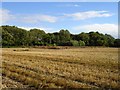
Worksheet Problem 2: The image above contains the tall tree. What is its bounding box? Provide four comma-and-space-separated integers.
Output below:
114, 39, 120, 47
2, 25, 28, 46
59, 29, 70, 42
105, 34, 115, 47
77, 32, 89, 46
2, 29, 14, 46
29, 29, 45, 45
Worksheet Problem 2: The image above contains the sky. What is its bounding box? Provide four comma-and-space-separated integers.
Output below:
1, 2, 118, 38
2, 0, 120, 2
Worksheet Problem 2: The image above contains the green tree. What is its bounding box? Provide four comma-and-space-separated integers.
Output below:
77, 32, 89, 45
89, 32, 107, 46
2, 26, 28, 46
1, 25, 117, 47
79, 40, 85, 46
48, 33, 56, 44
2, 29, 14, 46
42, 34, 51, 45
53, 32, 60, 45
29, 29, 45, 46
114, 39, 120, 47
59, 29, 70, 42
104, 34, 115, 47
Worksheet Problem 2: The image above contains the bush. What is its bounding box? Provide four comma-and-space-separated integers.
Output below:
70, 40, 79, 46
79, 40, 85, 46
58, 41, 72, 46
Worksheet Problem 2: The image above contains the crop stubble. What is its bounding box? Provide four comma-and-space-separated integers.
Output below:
1, 47, 119, 89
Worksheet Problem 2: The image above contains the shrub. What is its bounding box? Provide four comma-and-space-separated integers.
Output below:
79, 40, 85, 46
70, 40, 79, 46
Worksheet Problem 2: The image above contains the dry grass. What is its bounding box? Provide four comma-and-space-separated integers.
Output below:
1, 47, 119, 89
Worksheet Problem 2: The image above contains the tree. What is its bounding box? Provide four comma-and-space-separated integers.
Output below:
114, 39, 120, 47
2, 26, 28, 46
29, 29, 45, 46
88, 32, 109, 46
2, 29, 14, 46
53, 32, 60, 45
89, 32, 99, 46
71, 34, 78, 40
42, 34, 51, 45
48, 33, 55, 44
77, 32, 89, 45
59, 29, 70, 43
1, 25, 117, 47
104, 34, 115, 47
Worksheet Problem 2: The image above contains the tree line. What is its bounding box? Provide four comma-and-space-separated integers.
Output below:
1, 25, 120, 47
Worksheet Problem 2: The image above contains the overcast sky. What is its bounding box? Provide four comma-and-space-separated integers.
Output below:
1, 2, 118, 38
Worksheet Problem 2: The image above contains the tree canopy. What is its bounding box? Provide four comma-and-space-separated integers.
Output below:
1, 25, 119, 47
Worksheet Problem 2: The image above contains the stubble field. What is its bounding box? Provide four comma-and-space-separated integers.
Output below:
1, 47, 119, 89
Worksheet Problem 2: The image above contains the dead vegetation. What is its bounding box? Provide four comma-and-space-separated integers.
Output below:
1, 47, 119, 89
13, 49, 29, 51
33, 46, 69, 49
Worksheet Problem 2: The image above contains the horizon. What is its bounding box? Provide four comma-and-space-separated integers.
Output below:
1, 2, 118, 38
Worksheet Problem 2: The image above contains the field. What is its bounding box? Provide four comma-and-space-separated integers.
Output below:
1, 47, 119, 89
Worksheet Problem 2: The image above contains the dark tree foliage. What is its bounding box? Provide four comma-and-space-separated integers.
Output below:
104, 34, 115, 47
77, 32, 89, 46
1, 25, 119, 47
59, 29, 70, 42
29, 29, 45, 46
2, 25, 28, 46
114, 39, 120, 47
